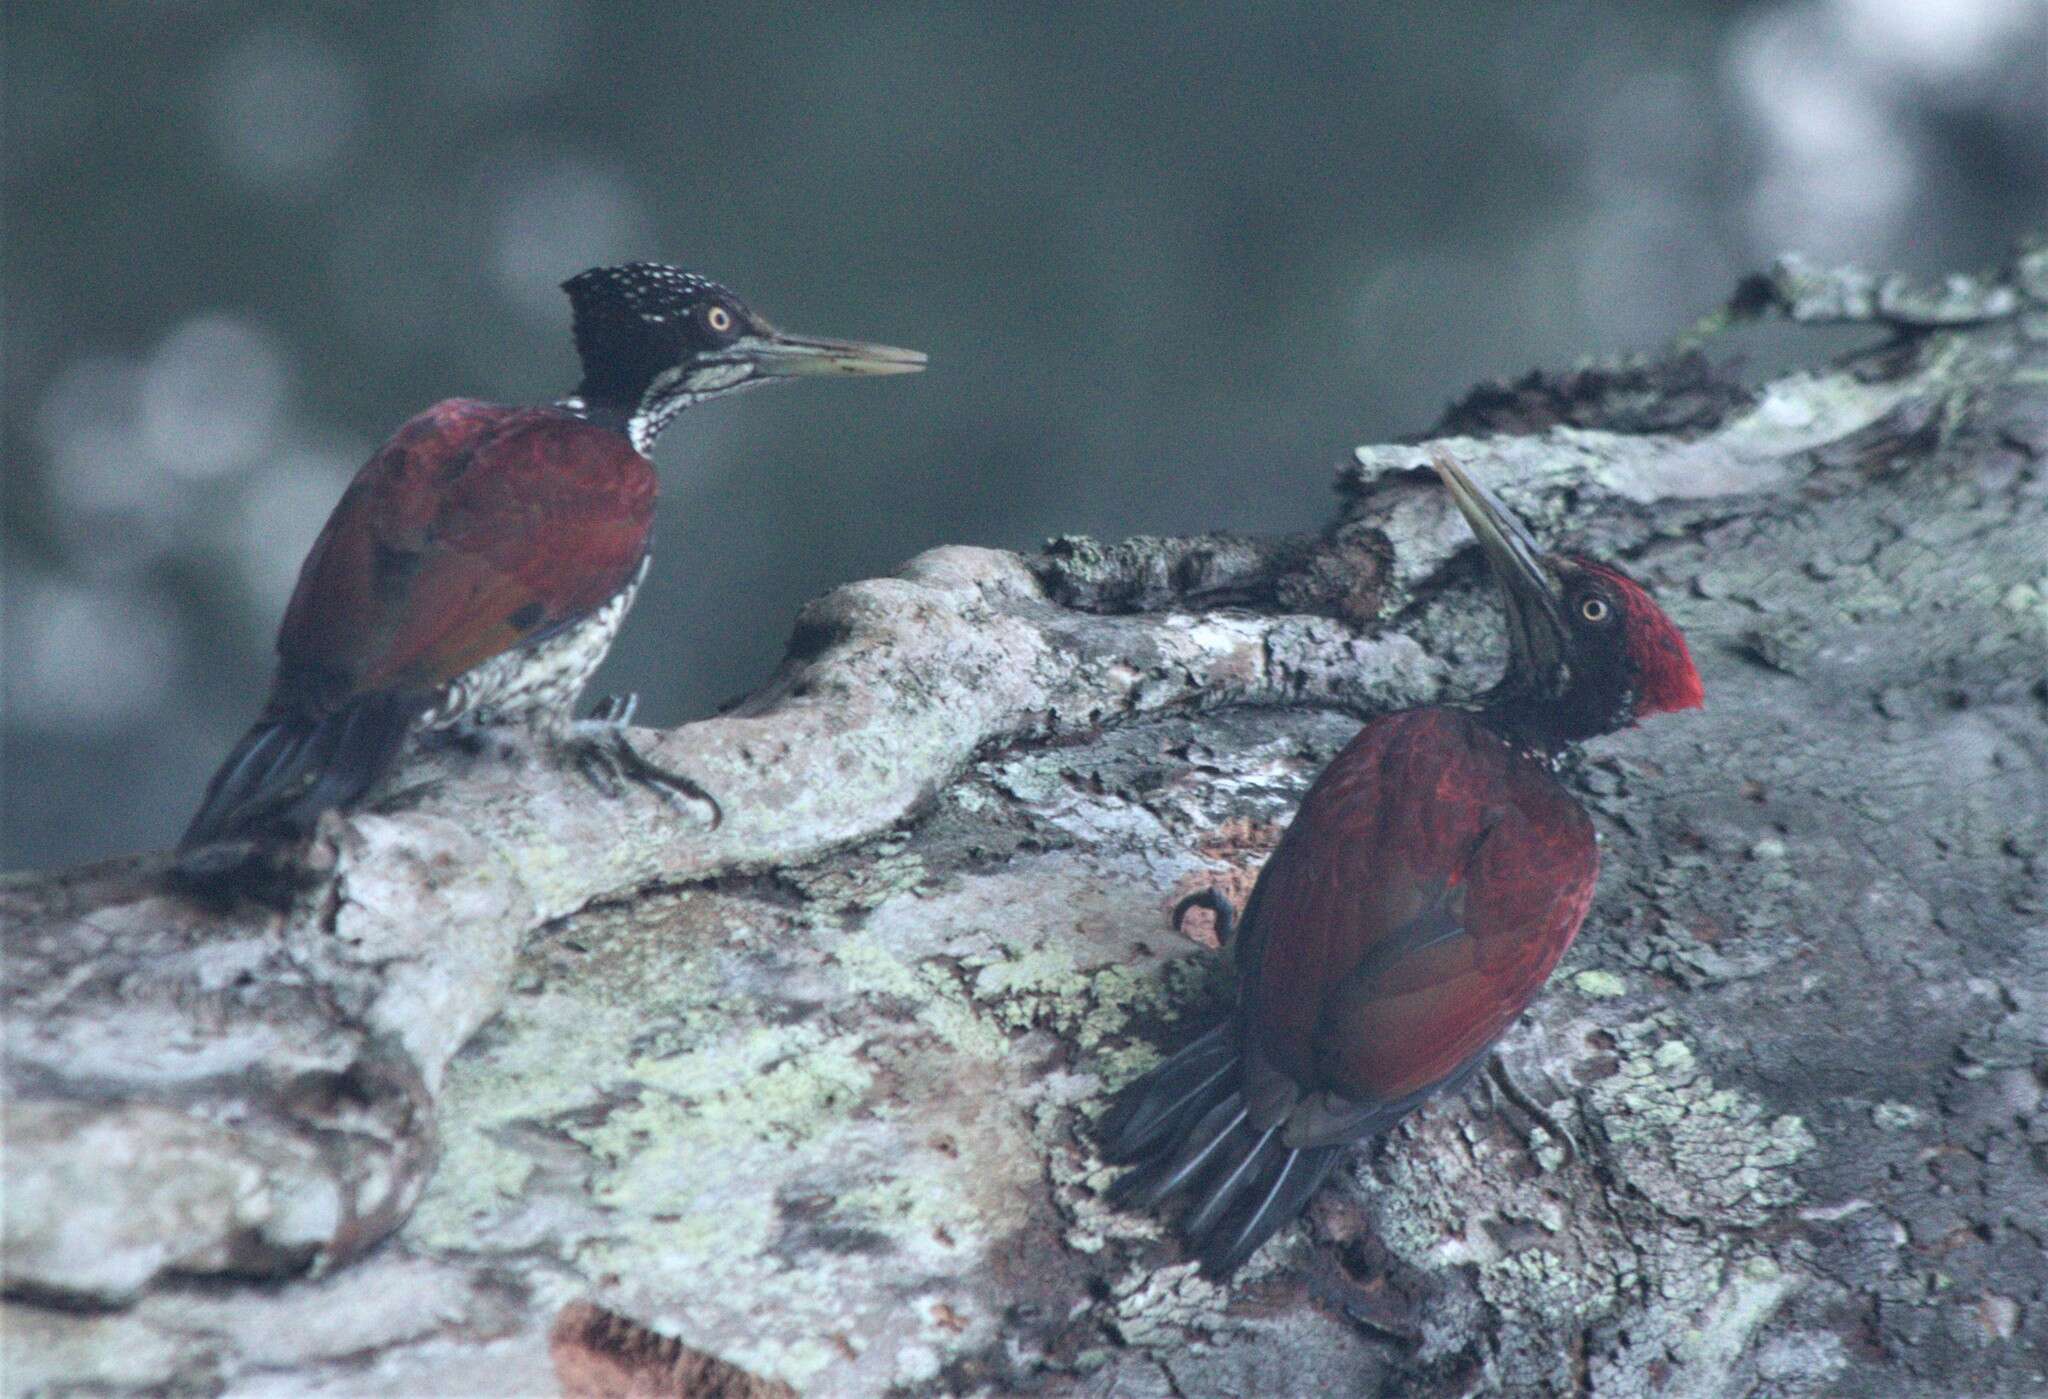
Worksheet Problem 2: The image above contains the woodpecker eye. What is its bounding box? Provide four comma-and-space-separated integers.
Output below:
1580, 596, 1611, 623
703, 304, 736, 336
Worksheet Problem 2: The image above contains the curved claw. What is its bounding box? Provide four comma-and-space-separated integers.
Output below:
611, 731, 723, 828
1172, 887, 1238, 946
1485, 1055, 1579, 1165
586, 692, 639, 726
566, 719, 722, 828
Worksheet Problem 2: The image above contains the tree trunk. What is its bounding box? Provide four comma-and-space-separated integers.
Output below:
5, 253, 2046, 1398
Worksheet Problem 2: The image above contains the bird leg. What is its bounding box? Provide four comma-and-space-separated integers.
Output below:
1484, 1055, 1579, 1165
565, 693, 722, 827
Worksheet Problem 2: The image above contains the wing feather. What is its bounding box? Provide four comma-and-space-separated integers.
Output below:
1241, 708, 1598, 1105
271, 399, 656, 710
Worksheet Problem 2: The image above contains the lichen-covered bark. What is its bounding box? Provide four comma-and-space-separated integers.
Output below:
4, 254, 2045, 1397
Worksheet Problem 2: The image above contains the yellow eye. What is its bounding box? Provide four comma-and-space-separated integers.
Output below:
1581, 597, 1611, 623
705, 305, 735, 334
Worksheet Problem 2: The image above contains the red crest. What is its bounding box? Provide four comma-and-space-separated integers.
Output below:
1579, 561, 1704, 718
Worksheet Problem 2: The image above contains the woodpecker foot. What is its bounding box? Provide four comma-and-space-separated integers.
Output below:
1484, 1056, 1579, 1165
586, 692, 638, 725
567, 695, 722, 827
1171, 887, 1239, 946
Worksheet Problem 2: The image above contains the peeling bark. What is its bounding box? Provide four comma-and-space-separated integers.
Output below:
5, 253, 2046, 1397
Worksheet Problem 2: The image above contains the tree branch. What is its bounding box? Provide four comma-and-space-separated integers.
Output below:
7, 251, 2046, 1397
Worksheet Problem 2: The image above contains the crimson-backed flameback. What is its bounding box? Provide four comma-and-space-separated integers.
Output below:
1101, 452, 1704, 1278
182, 264, 925, 848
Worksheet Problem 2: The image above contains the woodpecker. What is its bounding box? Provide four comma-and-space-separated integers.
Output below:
182, 263, 925, 848
1100, 452, 1703, 1278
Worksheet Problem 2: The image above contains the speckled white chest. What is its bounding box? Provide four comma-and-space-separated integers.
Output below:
421, 555, 648, 729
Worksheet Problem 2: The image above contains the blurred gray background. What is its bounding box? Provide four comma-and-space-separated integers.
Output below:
5, 0, 2044, 870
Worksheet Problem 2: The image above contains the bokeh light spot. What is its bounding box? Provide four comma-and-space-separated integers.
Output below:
7, 577, 183, 734
141, 315, 291, 481
491, 155, 654, 322
205, 28, 367, 190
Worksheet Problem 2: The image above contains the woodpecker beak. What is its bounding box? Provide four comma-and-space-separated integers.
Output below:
1431, 451, 1570, 694
728, 329, 928, 379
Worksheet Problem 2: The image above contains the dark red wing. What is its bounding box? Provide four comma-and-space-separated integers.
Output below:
272, 399, 656, 709
1239, 707, 1598, 1103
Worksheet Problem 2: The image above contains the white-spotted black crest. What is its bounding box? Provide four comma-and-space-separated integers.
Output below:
560, 263, 749, 422
557, 259, 925, 455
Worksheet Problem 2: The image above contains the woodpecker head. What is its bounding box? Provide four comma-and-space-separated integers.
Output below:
561, 262, 926, 453
1432, 451, 1703, 746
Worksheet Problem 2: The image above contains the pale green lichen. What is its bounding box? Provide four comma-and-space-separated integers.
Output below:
405, 896, 1009, 1390
985, 751, 1074, 806
829, 1172, 995, 1263
1872, 1100, 1928, 1131
416, 833, 1231, 1392
406, 907, 728, 1251
409, 1129, 534, 1245
609, 1028, 877, 1148
1590, 1018, 1817, 1229
830, 928, 1014, 1060
1108, 1262, 1229, 1346
1658, 1262, 1808, 1398
1575, 969, 1629, 998
1359, 1007, 1821, 1393
788, 845, 931, 911
963, 939, 1218, 1083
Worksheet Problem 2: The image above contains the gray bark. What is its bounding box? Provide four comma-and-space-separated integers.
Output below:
4, 252, 2046, 1398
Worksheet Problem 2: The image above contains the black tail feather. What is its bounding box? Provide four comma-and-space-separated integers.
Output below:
1099, 1023, 1235, 1161
181, 694, 419, 848
1182, 1120, 1280, 1239
1108, 1092, 1248, 1211
1197, 1140, 1343, 1278
1099, 1022, 1349, 1278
